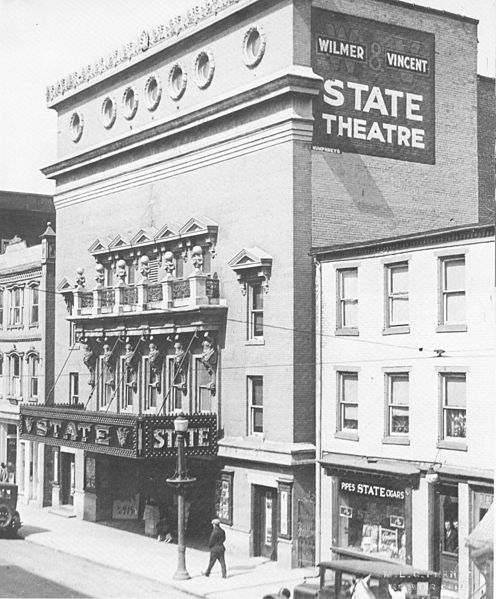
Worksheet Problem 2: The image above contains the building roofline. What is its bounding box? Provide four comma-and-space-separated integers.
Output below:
372, 0, 478, 25
311, 222, 495, 260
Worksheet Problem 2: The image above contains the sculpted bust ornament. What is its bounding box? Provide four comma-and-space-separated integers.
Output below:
163, 251, 176, 279
200, 334, 218, 396
102, 343, 116, 387
82, 342, 97, 387
123, 342, 138, 392
148, 342, 163, 392
173, 338, 189, 395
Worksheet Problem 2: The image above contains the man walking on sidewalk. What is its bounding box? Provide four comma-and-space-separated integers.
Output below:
203, 518, 227, 578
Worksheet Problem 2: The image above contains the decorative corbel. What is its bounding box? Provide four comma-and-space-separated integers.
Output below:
200, 333, 218, 396
95, 263, 105, 288
162, 251, 176, 279
75, 267, 86, 289
102, 342, 117, 388
191, 246, 204, 275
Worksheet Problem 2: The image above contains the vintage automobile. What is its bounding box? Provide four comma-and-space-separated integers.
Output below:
0, 483, 22, 538
293, 559, 442, 599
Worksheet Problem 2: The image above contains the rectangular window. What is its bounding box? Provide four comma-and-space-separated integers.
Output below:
142, 357, 157, 412
441, 373, 466, 440
386, 263, 409, 327
10, 355, 21, 397
69, 372, 79, 404
29, 357, 39, 399
440, 257, 465, 324
98, 357, 113, 409
195, 356, 212, 412
337, 269, 358, 329
30, 286, 39, 325
338, 372, 358, 431
119, 359, 134, 411
386, 373, 409, 435
0, 289, 3, 328
248, 376, 263, 435
9, 288, 24, 326
248, 282, 264, 339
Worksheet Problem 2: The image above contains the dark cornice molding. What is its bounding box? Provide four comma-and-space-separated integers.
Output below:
311, 223, 495, 261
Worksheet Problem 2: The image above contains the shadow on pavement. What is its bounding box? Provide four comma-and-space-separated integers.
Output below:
0, 565, 89, 598
18, 525, 50, 538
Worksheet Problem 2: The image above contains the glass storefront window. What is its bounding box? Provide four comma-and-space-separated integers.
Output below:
338, 478, 407, 563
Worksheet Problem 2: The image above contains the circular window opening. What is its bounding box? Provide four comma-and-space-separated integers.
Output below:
101, 97, 116, 129
145, 75, 162, 111
122, 87, 138, 120
195, 51, 215, 89
169, 64, 187, 100
243, 26, 266, 68
69, 111, 84, 142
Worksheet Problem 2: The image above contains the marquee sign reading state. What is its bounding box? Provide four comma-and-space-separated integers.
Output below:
20, 405, 217, 459
312, 9, 435, 164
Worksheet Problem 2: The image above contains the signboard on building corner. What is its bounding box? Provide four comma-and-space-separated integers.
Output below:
312, 9, 435, 164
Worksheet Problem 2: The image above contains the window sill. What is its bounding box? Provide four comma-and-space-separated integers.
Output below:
29, 323, 39, 328
383, 436, 410, 446
335, 328, 359, 337
245, 338, 265, 346
383, 325, 410, 336
335, 430, 359, 442
436, 324, 467, 333
437, 440, 468, 452
7, 325, 24, 330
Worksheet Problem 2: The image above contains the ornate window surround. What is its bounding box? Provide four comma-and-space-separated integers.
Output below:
228, 246, 273, 295
88, 217, 218, 275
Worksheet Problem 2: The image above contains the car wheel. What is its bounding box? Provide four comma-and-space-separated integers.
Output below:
0, 503, 13, 529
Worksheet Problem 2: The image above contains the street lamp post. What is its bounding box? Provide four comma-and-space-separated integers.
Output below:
166, 414, 197, 580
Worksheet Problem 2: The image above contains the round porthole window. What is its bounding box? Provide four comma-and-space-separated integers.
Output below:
144, 75, 162, 111
69, 111, 84, 142
168, 64, 187, 100
243, 26, 266, 68
122, 86, 138, 120
195, 51, 215, 89
101, 96, 117, 129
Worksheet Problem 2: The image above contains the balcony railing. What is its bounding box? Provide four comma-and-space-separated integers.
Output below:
73, 274, 222, 317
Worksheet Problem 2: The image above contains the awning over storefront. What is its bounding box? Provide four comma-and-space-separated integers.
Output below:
466, 504, 494, 562
320, 452, 420, 485
19, 405, 217, 459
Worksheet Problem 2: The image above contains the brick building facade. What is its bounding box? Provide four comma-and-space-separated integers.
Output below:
22, 0, 491, 571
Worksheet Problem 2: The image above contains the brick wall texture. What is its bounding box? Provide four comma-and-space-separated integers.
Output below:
477, 75, 496, 224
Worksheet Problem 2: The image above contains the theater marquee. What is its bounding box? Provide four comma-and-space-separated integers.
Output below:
312, 9, 435, 163
20, 405, 217, 459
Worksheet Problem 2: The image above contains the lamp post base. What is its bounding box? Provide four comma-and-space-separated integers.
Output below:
173, 568, 191, 581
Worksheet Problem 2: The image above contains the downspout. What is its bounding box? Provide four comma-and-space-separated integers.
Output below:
314, 255, 322, 564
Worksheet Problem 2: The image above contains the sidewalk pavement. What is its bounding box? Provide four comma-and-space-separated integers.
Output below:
19, 503, 317, 599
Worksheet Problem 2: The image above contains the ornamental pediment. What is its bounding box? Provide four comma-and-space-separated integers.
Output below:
130, 228, 158, 246
155, 224, 180, 242
179, 216, 218, 236
56, 277, 73, 293
108, 234, 131, 250
228, 247, 273, 271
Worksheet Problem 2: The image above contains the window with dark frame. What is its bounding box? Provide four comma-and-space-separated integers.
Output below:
29, 356, 39, 399
248, 282, 264, 339
338, 371, 358, 431
440, 256, 465, 325
69, 372, 79, 404
441, 373, 466, 440
337, 268, 358, 329
30, 286, 39, 325
143, 356, 157, 411
386, 373, 409, 435
385, 263, 409, 327
120, 359, 134, 411
10, 287, 24, 326
10, 354, 21, 397
248, 376, 263, 434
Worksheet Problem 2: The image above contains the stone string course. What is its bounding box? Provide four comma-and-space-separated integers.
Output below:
46, 0, 241, 104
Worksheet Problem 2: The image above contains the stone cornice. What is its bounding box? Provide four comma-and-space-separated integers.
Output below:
0, 265, 42, 285
43, 66, 321, 182
312, 223, 495, 261
46, 0, 268, 107
218, 437, 316, 466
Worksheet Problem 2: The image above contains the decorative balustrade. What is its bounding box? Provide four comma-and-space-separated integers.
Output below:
72, 274, 222, 319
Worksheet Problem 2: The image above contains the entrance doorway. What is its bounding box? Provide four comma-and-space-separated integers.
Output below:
253, 486, 277, 560
433, 485, 459, 597
61, 453, 75, 506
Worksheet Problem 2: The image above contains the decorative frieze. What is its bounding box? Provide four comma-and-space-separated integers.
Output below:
46, 0, 242, 104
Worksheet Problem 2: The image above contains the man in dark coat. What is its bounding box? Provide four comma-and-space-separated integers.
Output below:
203, 518, 227, 578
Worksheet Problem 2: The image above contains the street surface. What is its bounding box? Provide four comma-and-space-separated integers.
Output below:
0, 537, 192, 598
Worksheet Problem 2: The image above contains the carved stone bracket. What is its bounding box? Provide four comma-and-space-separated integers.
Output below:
82, 341, 98, 387
172, 335, 189, 395
102, 342, 117, 388
148, 342, 163, 392
123, 342, 139, 392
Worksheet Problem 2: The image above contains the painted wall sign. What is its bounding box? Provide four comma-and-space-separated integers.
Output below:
312, 9, 435, 163
340, 479, 405, 500
20, 406, 218, 459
